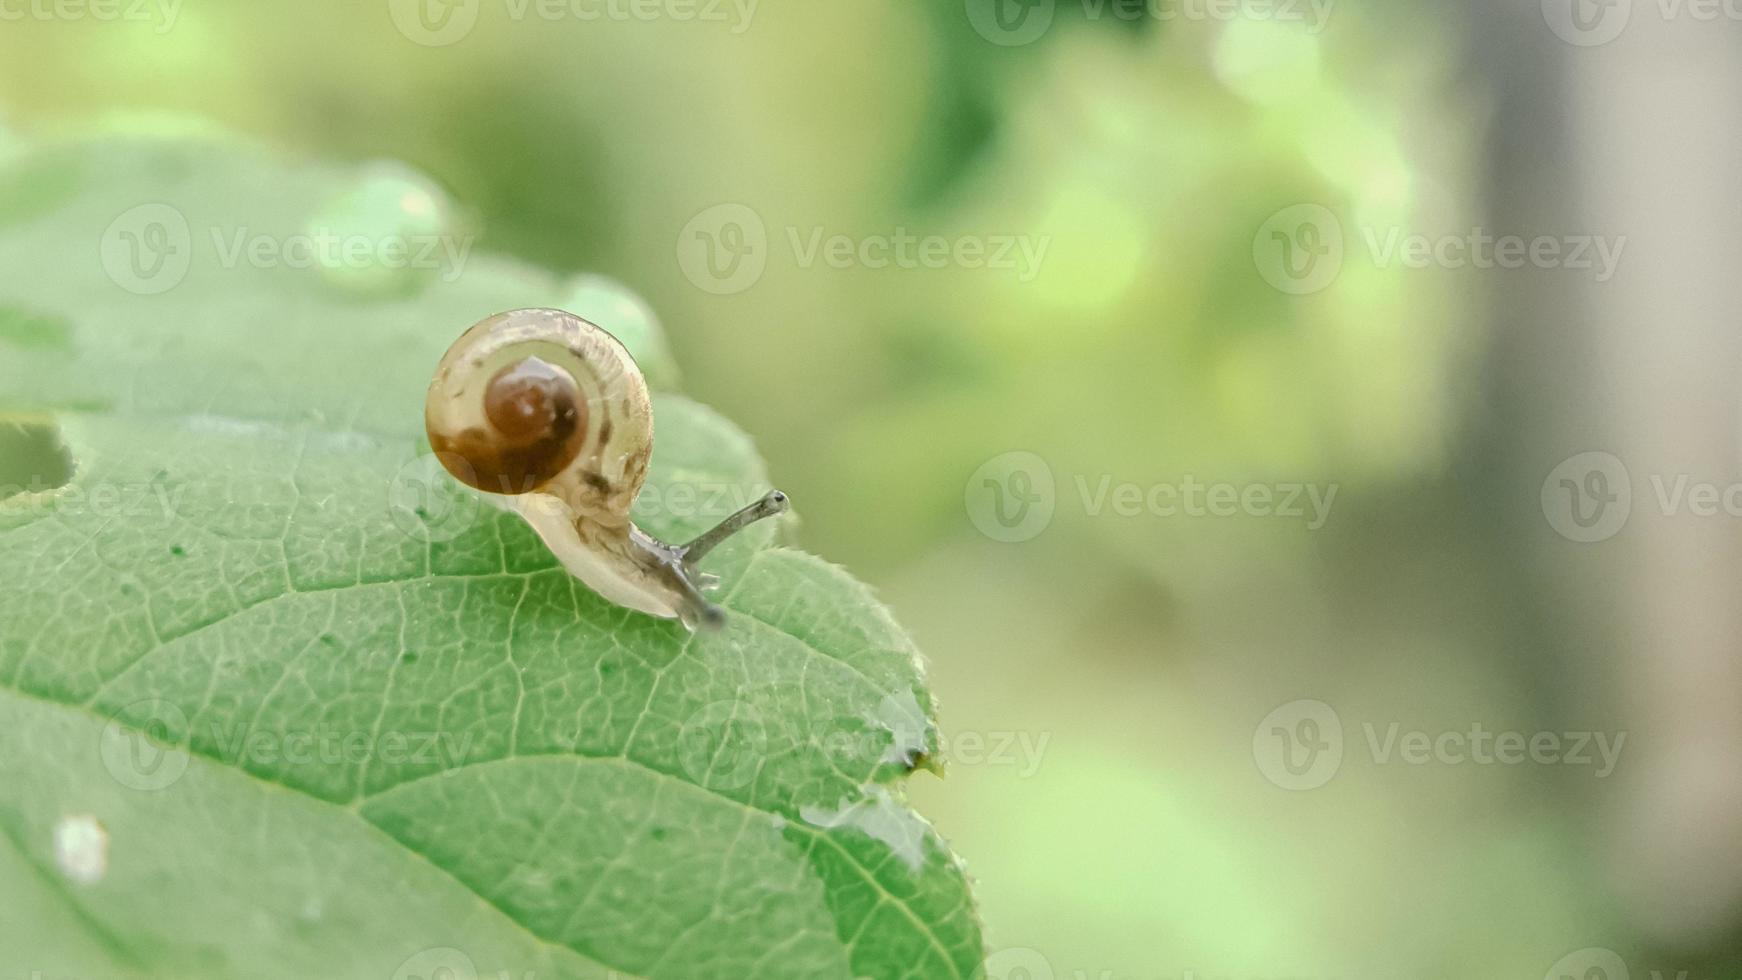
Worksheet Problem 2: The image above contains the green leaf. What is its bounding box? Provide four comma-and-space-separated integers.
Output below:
0, 129, 982, 980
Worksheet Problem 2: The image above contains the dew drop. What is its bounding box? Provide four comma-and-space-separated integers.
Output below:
53, 815, 108, 885
558, 275, 680, 388
306, 162, 459, 299
799, 787, 931, 872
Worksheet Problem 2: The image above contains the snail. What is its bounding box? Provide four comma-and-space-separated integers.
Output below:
425, 308, 789, 630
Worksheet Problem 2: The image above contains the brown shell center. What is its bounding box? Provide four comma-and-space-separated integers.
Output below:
431, 356, 590, 494
486, 358, 573, 441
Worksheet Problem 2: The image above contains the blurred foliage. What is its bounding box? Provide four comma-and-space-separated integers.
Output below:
0, 2, 1647, 977
0, 4, 1477, 568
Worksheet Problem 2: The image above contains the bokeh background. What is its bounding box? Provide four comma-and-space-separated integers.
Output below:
5, 1, 1739, 976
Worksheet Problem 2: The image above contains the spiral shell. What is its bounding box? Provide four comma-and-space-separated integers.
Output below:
425, 308, 652, 527
425, 307, 788, 630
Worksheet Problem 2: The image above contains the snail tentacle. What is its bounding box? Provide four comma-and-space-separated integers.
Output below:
677, 490, 790, 566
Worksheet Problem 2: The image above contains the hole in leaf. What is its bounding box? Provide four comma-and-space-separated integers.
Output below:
0, 419, 73, 502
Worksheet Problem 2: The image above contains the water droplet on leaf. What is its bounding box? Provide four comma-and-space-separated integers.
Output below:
306, 162, 460, 299
559, 274, 679, 388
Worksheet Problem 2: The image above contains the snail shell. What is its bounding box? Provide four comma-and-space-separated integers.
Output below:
426, 307, 652, 524
426, 308, 789, 630
427, 309, 686, 619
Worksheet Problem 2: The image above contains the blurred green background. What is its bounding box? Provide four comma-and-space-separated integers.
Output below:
4, 1, 1727, 977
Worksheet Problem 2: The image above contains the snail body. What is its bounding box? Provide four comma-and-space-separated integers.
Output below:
425, 308, 787, 630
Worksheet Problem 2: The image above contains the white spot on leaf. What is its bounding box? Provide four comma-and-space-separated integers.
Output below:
53, 815, 108, 885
